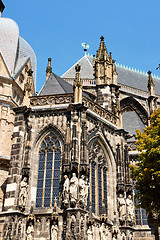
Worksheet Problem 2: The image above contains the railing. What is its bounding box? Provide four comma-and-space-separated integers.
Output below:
83, 96, 118, 125
30, 94, 118, 125
30, 94, 74, 106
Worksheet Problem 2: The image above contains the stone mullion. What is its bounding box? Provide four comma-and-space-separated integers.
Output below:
124, 145, 130, 184
89, 162, 92, 204
50, 150, 55, 207
42, 149, 47, 207
116, 143, 122, 183
95, 159, 99, 215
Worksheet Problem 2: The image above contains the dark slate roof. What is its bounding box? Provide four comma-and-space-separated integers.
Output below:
62, 54, 160, 96
122, 111, 145, 136
39, 72, 73, 95
116, 66, 160, 95
39, 72, 92, 100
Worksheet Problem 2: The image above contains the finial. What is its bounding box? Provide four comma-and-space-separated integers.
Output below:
0, 0, 5, 17
156, 64, 160, 70
148, 70, 152, 75
100, 35, 104, 41
81, 42, 89, 53
75, 64, 81, 73
46, 58, 52, 81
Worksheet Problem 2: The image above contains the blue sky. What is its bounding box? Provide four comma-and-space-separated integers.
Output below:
3, 0, 160, 91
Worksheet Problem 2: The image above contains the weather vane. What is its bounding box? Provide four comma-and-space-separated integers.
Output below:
156, 64, 160, 70
81, 42, 89, 52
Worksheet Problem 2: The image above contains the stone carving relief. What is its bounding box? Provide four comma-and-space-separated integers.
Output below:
51, 224, 58, 240
117, 194, 126, 223
26, 222, 34, 240
62, 173, 89, 208
70, 173, 78, 204
19, 176, 28, 209
63, 175, 70, 205
87, 225, 93, 240
99, 223, 108, 240
79, 175, 89, 208
126, 195, 134, 224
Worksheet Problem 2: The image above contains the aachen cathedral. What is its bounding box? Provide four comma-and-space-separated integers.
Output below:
0, 1, 160, 239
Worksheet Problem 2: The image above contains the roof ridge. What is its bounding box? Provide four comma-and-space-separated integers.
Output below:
85, 54, 93, 68
53, 73, 72, 93
61, 55, 86, 78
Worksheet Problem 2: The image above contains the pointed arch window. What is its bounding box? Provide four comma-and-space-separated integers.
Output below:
89, 142, 107, 215
36, 133, 61, 208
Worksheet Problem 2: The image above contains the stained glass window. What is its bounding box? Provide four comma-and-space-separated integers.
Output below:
134, 190, 148, 225
36, 133, 61, 208
103, 167, 107, 214
91, 162, 95, 213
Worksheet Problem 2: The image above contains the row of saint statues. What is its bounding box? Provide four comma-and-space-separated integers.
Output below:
63, 173, 89, 207
27, 221, 58, 240
117, 194, 134, 223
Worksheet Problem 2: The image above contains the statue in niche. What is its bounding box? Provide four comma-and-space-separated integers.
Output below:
79, 175, 89, 208
79, 175, 86, 203
70, 173, 78, 203
84, 178, 89, 207
87, 225, 93, 240
19, 176, 28, 207
126, 195, 134, 223
117, 194, 126, 222
100, 223, 108, 240
26, 222, 34, 240
63, 175, 69, 204
36, 218, 42, 235
51, 224, 58, 240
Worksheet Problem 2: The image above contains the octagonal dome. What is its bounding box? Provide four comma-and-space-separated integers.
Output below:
0, 16, 36, 87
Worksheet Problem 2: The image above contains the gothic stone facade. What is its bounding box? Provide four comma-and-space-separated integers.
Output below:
0, 63, 157, 239
0, 3, 159, 238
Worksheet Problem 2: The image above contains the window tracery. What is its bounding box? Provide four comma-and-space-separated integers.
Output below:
36, 133, 61, 208
89, 142, 107, 215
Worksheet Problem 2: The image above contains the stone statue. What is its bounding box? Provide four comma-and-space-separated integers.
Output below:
117, 194, 126, 222
26, 222, 34, 240
63, 175, 69, 204
51, 224, 58, 240
19, 176, 28, 207
79, 175, 86, 203
126, 195, 134, 223
69, 173, 78, 202
100, 223, 108, 240
87, 225, 93, 240
84, 179, 89, 208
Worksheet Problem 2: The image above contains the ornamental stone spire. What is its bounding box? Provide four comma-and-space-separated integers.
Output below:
73, 64, 82, 103
0, 0, 5, 17
147, 70, 155, 96
46, 58, 52, 81
147, 70, 157, 115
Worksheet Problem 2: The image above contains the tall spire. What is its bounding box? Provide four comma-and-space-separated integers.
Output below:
0, 0, 5, 17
